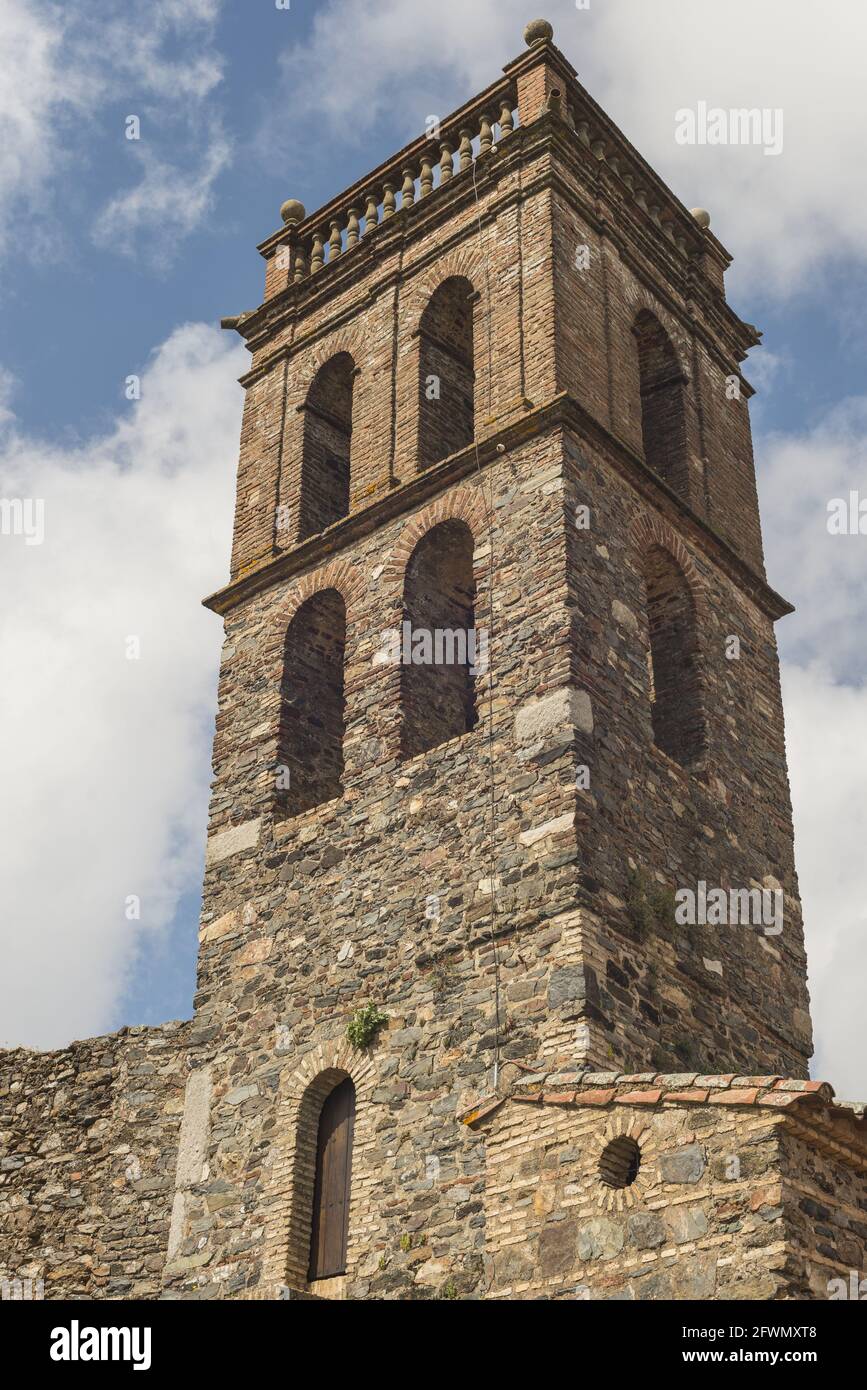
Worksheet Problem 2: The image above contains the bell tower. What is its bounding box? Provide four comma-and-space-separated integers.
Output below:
163, 18, 813, 1299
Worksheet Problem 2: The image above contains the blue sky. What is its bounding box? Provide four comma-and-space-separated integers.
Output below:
1, 0, 865, 1098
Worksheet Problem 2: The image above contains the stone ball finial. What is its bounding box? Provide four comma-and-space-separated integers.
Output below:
524, 18, 554, 45
690, 207, 711, 230
280, 198, 306, 226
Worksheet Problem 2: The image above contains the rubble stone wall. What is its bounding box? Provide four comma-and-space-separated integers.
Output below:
0, 1024, 188, 1300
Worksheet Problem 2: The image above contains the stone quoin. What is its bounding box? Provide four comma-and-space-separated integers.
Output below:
1, 19, 865, 1302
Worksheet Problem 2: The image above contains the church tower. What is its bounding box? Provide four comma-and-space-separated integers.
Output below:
5, 18, 866, 1309
160, 20, 860, 1302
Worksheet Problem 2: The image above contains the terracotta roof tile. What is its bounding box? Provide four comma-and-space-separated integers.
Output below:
492, 1066, 842, 1121
615, 1088, 663, 1105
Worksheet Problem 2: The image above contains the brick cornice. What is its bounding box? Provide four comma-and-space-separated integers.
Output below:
203, 392, 792, 623
233, 119, 755, 386
461, 1069, 836, 1122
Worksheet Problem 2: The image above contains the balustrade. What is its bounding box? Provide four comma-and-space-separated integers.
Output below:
275, 87, 520, 282
274, 62, 705, 291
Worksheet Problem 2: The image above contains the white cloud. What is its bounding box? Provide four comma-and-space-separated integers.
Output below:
0, 0, 96, 262
758, 397, 867, 682
267, 0, 516, 163
0, 366, 18, 429
781, 664, 867, 1101
92, 135, 232, 267
0, 0, 227, 269
585, 0, 867, 299
267, 0, 867, 298
0, 323, 246, 1047
757, 402, 867, 1097
81, 0, 225, 105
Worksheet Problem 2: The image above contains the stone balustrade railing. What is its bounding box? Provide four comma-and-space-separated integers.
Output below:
558, 92, 706, 260
267, 19, 715, 299
274, 78, 519, 284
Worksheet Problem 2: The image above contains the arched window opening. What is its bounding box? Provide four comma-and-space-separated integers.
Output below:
300, 353, 355, 539
417, 277, 475, 471
308, 1077, 355, 1282
400, 520, 478, 758
643, 545, 704, 766
277, 589, 346, 815
633, 311, 689, 500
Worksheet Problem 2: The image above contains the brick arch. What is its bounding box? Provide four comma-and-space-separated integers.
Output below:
260, 1042, 379, 1293
631, 512, 709, 766
630, 513, 709, 623
278, 1040, 378, 1109
627, 297, 690, 379
383, 486, 489, 587
402, 245, 485, 321
266, 562, 365, 804
285, 323, 370, 407
270, 558, 366, 653
375, 491, 491, 759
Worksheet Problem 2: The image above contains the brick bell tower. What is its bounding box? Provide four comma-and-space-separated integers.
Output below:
161, 19, 828, 1300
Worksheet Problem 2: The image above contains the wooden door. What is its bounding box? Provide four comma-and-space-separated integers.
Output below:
308, 1078, 355, 1280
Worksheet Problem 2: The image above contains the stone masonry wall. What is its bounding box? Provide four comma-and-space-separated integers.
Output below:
166, 436, 583, 1299
167, 409, 807, 1298
472, 1071, 862, 1302
778, 1120, 867, 1299
0, 1023, 188, 1299
562, 423, 810, 1074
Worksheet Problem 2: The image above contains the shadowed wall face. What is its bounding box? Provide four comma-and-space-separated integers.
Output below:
300, 353, 355, 538
418, 278, 475, 471
401, 519, 477, 758
643, 545, 704, 766
633, 311, 688, 502
278, 589, 346, 814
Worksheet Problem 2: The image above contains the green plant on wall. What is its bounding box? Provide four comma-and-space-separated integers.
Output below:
674, 1035, 703, 1069
625, 867, 676, 938
429, 954, 457, 997
346, 1002, 389, 1050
